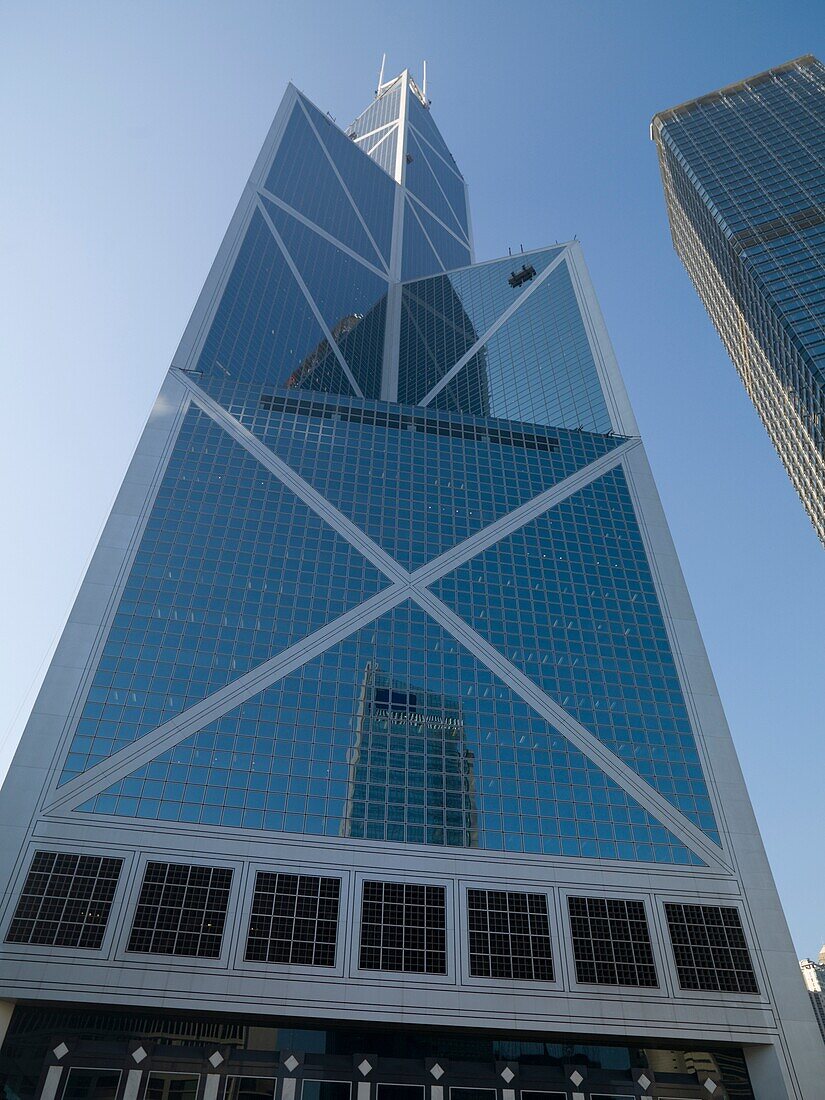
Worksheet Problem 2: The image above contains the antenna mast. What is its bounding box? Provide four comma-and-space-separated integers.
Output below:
377, 53, 386, 94
422, 61, 428, 101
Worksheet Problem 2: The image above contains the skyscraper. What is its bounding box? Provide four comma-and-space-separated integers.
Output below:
0, 67, 821, 1100
799, 946, 825, 1041
651, 54, 825, 544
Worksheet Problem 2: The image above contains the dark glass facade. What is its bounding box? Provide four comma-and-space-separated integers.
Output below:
652, 54, 825, 543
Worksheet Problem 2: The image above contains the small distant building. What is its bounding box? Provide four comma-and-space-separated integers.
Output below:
800, 946, 825, 1039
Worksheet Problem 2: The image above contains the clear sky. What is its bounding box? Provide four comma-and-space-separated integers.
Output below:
1, 0, 823, 956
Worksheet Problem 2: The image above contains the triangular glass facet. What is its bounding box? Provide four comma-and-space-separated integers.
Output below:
78, 600, 704, 866
408, 198, 471, 272
301, 94, 396, 266
406, 130, 467, 241
398, 246, 566, 405
195, 206, 354, 399
58, 407, 390, 785
260, 197, 390, 394
264, 101, 384, 269
432, 466, 719, 842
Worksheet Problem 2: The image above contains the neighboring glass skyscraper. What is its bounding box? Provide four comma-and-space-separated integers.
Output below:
651, 54, 825, 544
0, 67, 821, 1100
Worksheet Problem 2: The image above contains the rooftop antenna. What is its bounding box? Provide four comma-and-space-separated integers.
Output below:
377, 53, 386, 95
422, 60, 428, 101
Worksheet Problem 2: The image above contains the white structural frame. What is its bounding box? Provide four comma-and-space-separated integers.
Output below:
0, 73, 821, 1100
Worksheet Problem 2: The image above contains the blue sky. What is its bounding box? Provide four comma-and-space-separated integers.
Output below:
1, 1, 823, 955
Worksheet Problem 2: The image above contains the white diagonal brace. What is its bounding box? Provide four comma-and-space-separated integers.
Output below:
408, 191, 470, 250
409, 439, 640, 589
411, 587, 729, 870
297, 97, 390, 274
408, 120, 465, 182
419, 248, 569, 406
258, 187, 390, 281
407, 129, 469, 244
405, 197, 446, 271
46, 582, 413, 812
367, 125, 398, 157
354, 120, 396, 145
177, 371, 407, 583
256, 197, 365, 399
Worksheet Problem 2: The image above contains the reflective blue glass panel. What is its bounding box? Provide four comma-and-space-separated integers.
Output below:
58, 407, 389, 784
406, 92, 463, 179
408, 199, 472, 272
264, 102, 384, 269
302, 94, 396, 267
221, 389, 624, 572
432, 466, 718, 841
431, 262, 613, 431
195, 207, 354, 399
401, 203, 444, 282
397, 247, 566, 406
405, 131, 467, 242
349, 81, 402, 149
79, 600, 703, 866
365, 127, 398, 177
259, 198, 389, 396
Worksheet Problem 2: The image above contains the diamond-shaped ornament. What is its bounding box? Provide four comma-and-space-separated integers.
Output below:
704, 1082, 718, 1095
430, 1064, 444, 1080
284, 1055, 299, 1073
358, 1061, 372, 1077
53, 1043, 69, 1061
500, 1068, 514, 1084
209, 1052, 224, 1068
132, 1047, 147, 1064
637, 1074, 651, 1089
569, 1071, 583, 1086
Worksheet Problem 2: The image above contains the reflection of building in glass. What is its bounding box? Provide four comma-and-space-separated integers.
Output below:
400, 275, 489, 415
342, 661, 478, 848
0, 63, 820, 1100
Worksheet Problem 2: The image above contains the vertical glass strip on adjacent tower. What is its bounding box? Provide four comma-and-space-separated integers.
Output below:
652, 54, 825, 544
0, 68, 821, 1100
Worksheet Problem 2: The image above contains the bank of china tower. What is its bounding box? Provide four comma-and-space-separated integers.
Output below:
0, 70, 820, 1100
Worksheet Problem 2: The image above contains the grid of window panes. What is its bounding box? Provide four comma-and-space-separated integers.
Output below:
127, 862, 232, 958
342, 666, 477, 848
5, 851, 122, 950
398, 248, 564, 405
349, 79, 402, 143
220, 387, 622, 573
265, 93, 395, 267
405, 129, 468, 246
81, 599, 703, 866
398, 254, 612, 433
654, 57, 825, 543
359, 880, 447, 973
194, 199, 389, 402
567, 896, 658, 987
657, 127, 825, 543
258, 195, 389, 398
224, 1080, 276, 1100
406, 90, 469, 243
664, 902, 759, 993
467, 889, 554, 980
406, 194, 471, 273
433, 466, 718, 840
245, 872, 340, 966
58, 407, 389, 784
62, 1069, 122, 1100
145, 1076, 199, 1100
